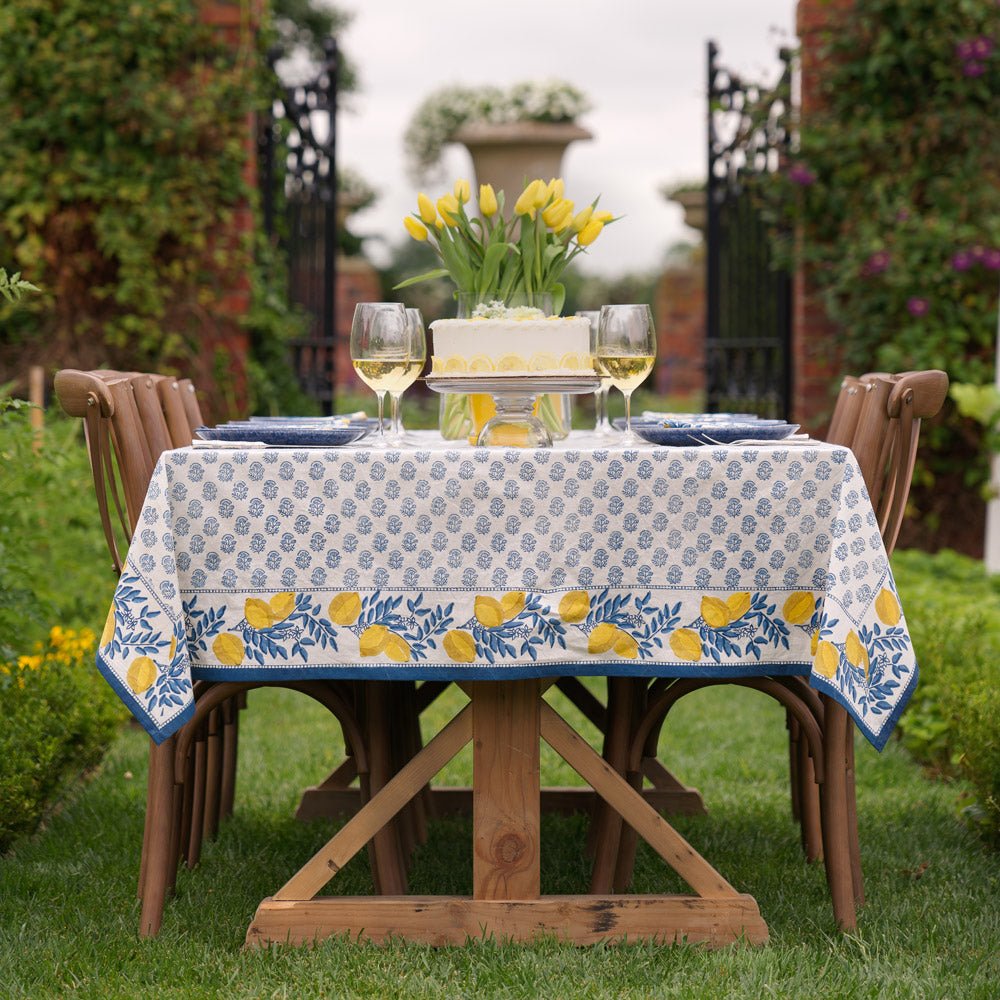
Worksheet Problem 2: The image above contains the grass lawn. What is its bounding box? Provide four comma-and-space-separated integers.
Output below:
1, 679, 998, 999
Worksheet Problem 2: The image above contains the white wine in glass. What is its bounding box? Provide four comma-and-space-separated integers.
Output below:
595, 304, 656, 444
387, 308, 426, 443
350, 302, 410, 447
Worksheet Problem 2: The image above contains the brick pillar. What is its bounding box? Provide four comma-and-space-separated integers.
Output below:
654, 255, 706, 405
792, 0, 855, 435
194, 1, 263, 420
335, 256, 385, 391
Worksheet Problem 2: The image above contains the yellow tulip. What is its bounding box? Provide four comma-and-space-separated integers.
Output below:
417, 192, 437, 224
514, 179, 545, 216
593, 210, 614, 224
404, 216, 429, 241
479, 183, 498, 217
577, 219, 604, 246
572, 206, 594, 232
546, 178, 565, 201
542, 198, 573, 230
437, 193, 460, 226
454, 178, 471, 203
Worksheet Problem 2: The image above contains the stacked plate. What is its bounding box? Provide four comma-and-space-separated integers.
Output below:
613, 414, 801, 446
195, 415, 374, 448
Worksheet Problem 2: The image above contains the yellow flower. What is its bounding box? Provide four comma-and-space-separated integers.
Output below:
437, 193, 460, 226
546, 177, 565, 201
576, 219, 604, 246
572, 206, 594, 232
514, 179, 545, 216
479, 183, 498, 217
404, 216, 429, 241
417, 192, 437, 224
453, 178, 471, 203
593, 210, 614, 224
542, 198, 573, 231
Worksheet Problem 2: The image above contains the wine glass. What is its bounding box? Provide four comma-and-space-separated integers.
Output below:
595, 304, 656, 445
387, 308, 426, 444
350, 302, 410, 448
576, 309, 614, 437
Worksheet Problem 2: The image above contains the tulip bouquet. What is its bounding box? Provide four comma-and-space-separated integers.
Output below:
396, 177, 614, 315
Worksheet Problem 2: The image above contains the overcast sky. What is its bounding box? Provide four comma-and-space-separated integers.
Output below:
332, 1, 795, 277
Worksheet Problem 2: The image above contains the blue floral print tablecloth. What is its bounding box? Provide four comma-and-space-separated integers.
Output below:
97, 432, 916, 750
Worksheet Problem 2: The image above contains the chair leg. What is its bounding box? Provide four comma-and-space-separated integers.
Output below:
798, 738, 823, 863
187, 724, 207, 868
846, 724, 865, 904
219, 696, 238, 820
139, 737, 177, 938
788, 713, 802, 822
819, 696, 856, 930
202, 708, 222, 842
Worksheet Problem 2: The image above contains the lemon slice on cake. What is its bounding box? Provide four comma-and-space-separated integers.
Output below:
497, 353, 528, 372
468, 354, 495, 372
442, 356, 468, 373
559, 352, 586, 371
530, 352, 558, 371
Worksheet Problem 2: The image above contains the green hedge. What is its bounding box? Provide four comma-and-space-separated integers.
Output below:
0, 628, 127, 853
893, 549, 1000, 846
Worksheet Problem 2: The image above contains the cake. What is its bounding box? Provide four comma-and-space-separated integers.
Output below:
430, 304, 591, 375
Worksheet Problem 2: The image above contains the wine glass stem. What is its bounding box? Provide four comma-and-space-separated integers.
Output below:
594, 383, 608, 431
376, 390, 386, 441
624, 389, 633, 437
390, 392, 401, 437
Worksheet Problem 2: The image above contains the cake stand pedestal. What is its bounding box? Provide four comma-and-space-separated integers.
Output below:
425, 375, 601, 448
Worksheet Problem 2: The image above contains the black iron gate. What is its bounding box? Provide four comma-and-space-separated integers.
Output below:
259, 38, 339, 414
706, 41, 793, 419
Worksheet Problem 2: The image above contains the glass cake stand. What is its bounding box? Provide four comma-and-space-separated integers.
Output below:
425, 374, 601, 447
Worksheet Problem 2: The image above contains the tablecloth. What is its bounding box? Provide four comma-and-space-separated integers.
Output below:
97, 432, 916, 750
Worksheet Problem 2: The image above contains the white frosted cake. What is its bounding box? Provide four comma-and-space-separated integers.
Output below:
430, 304, 591, 375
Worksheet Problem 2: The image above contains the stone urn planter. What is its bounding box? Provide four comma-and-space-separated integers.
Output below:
668, 188, 707, 236
453, 121, 593, 200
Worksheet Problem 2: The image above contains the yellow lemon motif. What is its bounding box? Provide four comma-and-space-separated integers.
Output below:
613, 632, 639, 659
213, 633, 245, 667
443, 629, 477, 663
474, 596, 505, 629
845, 631, 870, 674
875, 589, 901, 626
244, 593, 296, 630
126, 656, 157, 694
359, 625, 389, 657
328, 591, 362, 625
669, 629, 703, 662
726, 592, 752, 621
588, 622, 620, 654
530, 352, 559, 372
500, 591, 526, 621
811, 630, 819, 656
468, 354, 495, 372
168, 636, 177, 662
559, 352, 586, 371
442, 356, 468, 373
244, 598, 274, 630
383, 633, 411, 663
558, 591, 590, 624
497, 353, 528, 372
100, 604, 116, 647
814, 640, 839, 679
783, 591, 815, 626
701, 596, 732, 629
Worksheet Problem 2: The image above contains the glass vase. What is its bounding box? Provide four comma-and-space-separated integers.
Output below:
437, 292, 573, 443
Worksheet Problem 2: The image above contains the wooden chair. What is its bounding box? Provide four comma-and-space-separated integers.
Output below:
597, 370, 948, 930
54, 369, 379, 935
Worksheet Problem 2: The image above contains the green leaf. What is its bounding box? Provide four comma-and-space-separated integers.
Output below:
392, 268, 450, 290
476, 242, 510, 301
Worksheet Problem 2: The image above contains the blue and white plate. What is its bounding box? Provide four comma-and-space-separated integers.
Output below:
631, 421, 800, 446
195, 423, 370, 447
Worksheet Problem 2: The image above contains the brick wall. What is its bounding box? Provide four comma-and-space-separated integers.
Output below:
791, 0, 855, 434
654, 258, 705, 405
335, 257, 384, 390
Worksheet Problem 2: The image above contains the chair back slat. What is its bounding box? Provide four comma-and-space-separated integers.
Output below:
178, 379, 204, 433
827, 376, 866, 446
154, 376, 195, 447
129, 374, 175, 457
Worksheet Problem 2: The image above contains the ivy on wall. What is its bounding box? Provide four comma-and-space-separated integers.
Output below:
0, 0, 259, 375
759, 0, 999, 549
